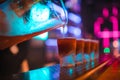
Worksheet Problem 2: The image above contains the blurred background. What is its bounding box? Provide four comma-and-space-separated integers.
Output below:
0, 0, 120, 75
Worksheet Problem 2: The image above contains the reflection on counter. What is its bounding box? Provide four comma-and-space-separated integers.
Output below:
85, 62, 91, 71
60, 66, 75, 80
0, 59, 101, 80
91, 61, 95, 68
25, 64, 60, 80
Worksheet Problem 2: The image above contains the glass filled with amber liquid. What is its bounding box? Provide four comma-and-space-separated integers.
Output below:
94, 40, 99, 60
90, 40, 97, 61
57, 37, 76, 67
83, 39, 91, 62
76, 39, 85, 65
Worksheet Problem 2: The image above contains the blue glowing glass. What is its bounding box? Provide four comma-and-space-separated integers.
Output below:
64, 54, 75, 65
29, 67, 50, 80
30, 3, 50, 22
84, 54, 90, 62
91, 61, 95, 68
33, 32, 48, 41
85, 62, 90, 70
76, 53, 82, 62
90, 52, 95, 60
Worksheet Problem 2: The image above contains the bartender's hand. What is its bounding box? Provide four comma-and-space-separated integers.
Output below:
10, 0, 35, 17
0, 10, 8, 33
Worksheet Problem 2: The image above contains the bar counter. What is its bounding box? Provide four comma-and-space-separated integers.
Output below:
0, 58, 113, 80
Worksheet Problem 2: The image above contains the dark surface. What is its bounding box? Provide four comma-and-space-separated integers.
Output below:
0, 59, 101, 80
0, 41, 29, 75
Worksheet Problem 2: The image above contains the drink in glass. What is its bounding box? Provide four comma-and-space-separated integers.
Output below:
90, 40, 96, 61
84, 39, 91, 62
94, 40, 99, 60
57, 37, 76, 67
76, 39, 85, 65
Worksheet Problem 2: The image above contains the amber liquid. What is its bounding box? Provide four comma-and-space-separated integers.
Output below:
57, 38, 76, 57
84, 40, 91, 54
76, 39, 85, 54
91, 41, 96, 52
95, 41, 99, 53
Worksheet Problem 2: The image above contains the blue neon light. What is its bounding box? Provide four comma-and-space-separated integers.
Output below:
29, 67, 50, 80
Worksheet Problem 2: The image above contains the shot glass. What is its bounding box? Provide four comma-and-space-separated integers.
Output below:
94, 40, 99, 60
90, 40, 96, 61
76, 39, 85, 65
57, 37, 76, 67
83, 39, 91, 63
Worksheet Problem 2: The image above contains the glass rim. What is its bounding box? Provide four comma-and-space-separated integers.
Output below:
57, 37, 76, 39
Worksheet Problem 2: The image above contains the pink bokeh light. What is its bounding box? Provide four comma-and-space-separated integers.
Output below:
103, 8, 109, 18
94, 7, 119, 48
112, 7, 118, 16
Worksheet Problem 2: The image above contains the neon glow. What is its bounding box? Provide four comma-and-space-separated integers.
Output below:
76, 53, 82, 62
91, 61, 95, 68
10, 45, 19, 55
84, 54, 90, 62
29, 67, 50, 80
113, 40, 119, 48
68, 26, 81, 37
69, 13, 81, 24
104, 48, 110, 53
33, 32, 48, 41
45, 39, 57, 46
58, 26, 68, 34
103, 8, 109, 18
50, 2, 65, 20
63, 54, 75, 65
30, 3, 50, 22
90, 52, 94, 61
94, 7, 120, 48
113, 48, 120, 58
112, 7, 118, 16
85, 62, 90, 70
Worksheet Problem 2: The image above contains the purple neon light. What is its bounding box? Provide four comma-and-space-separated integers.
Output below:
94, 7, 119, 48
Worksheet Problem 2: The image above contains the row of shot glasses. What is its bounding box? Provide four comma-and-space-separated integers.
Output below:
57, 37, 99, 67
